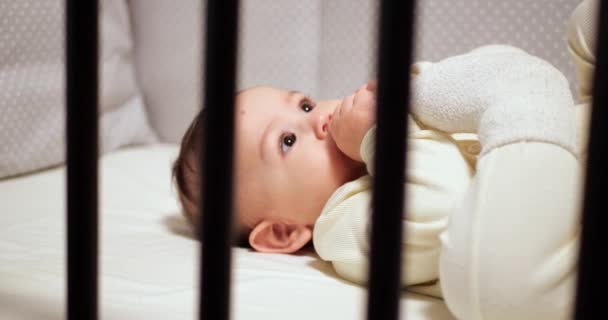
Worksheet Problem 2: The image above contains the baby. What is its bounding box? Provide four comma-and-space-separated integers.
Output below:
172, 78, 471, 253
173, 57, 482, 309
174, 44, 584, 319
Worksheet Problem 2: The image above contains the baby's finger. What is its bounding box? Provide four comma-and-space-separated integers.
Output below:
330, 106, 341, 127
343, 94, 355, 114
334, 100, 343, 118
329, 114, 341, 140
366, 80, 377, 92
339, 99, 345, 116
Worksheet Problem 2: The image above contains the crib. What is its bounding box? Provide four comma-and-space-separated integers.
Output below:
0, 0, 603, 319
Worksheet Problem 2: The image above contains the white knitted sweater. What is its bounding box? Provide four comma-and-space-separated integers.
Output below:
313, 44, 580, 297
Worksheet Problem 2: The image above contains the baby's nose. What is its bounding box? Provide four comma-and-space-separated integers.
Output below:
312, 113, 331, 140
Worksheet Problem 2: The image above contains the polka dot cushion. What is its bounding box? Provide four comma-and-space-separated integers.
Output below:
0, 0, 157, 179
318, 0, 581, 99
128, 0, 583, 144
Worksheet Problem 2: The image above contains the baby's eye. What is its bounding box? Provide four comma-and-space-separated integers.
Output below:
301, 102, 314, 113
280, 133, 297, 154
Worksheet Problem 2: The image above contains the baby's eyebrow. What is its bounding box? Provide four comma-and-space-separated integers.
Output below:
287, 90, 296, 102
286, 90, 301, 103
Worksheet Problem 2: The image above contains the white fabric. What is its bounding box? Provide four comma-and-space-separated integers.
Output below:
568, 0, 599, 103
98, 0, 157, 150
313, 117, 473, 297
440, 142, 581, 320
411, 45, 577, 156
128, 0, 202, 143
0, 144, 455, 320
0, 0, 156, 179
568, 0, 597, 162
313, 42, 584, 318
410, 42, 582, 319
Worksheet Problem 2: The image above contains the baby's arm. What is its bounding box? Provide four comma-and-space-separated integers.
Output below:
314, 117, 471, 294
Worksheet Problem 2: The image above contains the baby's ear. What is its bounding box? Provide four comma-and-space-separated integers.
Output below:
249, 220, 312, 253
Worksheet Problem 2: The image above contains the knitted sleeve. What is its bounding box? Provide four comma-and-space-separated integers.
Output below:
313, 120, 471, 292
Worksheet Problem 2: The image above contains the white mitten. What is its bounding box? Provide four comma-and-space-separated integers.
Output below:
411, 45, 577, 156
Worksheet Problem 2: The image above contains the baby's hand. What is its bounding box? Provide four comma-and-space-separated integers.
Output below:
330, 81, 377, 162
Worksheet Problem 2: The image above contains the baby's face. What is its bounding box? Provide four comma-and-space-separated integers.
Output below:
234, 86, 365, 230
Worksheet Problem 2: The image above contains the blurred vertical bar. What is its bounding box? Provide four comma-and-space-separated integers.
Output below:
65, 0, 99, 319
199, 0, 240, 320
574, 0, 607, 319
366, 1, 416, 320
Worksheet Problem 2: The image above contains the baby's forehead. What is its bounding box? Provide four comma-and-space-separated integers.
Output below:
237, 85, 283, 99
236, 87, 277, 116
235, 87, 292, 120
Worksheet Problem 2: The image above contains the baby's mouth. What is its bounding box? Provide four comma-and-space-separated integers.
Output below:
323, 114, 332, 132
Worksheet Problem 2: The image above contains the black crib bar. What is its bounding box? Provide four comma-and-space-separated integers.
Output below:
367, 1, 416, 320
199, 1, 240, 320
65, 0, 99, 319
574, 0, 607, 318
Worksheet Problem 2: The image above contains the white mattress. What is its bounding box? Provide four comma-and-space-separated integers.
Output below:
0, 144, 454, 320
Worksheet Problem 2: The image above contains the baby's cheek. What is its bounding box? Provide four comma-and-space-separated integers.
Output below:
325, 145, 357, 185
302, 150, 335, 188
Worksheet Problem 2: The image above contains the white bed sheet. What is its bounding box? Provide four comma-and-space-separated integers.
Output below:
0, 144, 454, 320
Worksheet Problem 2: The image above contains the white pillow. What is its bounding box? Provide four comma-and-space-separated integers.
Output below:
0, 0, 157, 179
128, 0, 202, 144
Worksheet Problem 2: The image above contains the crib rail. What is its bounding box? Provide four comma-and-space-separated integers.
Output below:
366, 1, 416, 319
65, 0, 99, 319
574, 0, 607, 319
62, 0, 603, 319
198, 0, 240, 320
